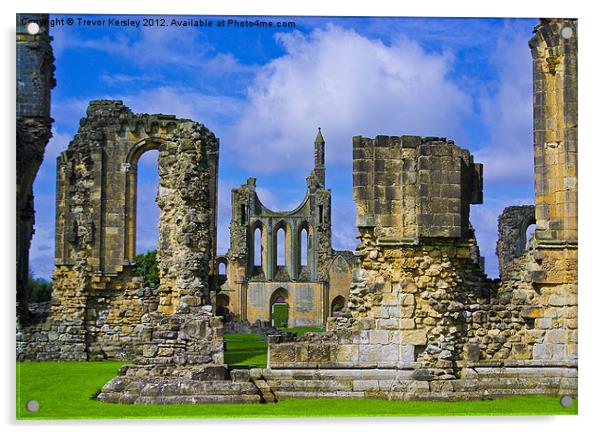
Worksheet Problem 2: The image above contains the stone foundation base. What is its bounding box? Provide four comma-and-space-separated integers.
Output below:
98, 379, 262, 404
97, 363, 576, 404
261, 365, 577, 401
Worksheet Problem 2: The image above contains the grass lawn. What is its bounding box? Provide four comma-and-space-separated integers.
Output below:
16, 359, 577, 420
16, 332, 577, 419
224, 333, 267, 367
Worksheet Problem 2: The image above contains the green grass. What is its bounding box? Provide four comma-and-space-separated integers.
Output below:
224, 333, 267, 367
272, 303, 289, 328
16, 361, 577, 420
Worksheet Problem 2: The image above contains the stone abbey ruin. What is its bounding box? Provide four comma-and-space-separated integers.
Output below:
220, 128, 353, 328
17, 17, 577, 403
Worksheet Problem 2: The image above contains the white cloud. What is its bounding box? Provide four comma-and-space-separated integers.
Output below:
474, 23, 534, 185
227, 25, 472, 175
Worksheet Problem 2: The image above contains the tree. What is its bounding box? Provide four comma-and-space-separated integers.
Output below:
28, 273, 52, 303
135, 250, 160, 286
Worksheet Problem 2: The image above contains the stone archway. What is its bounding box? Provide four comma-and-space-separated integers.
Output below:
216, 293, 230, 319
270, 288, 289, 328
123, 138, 166, 265
32, 100, 221, 361
54, 101, 219, 314
330, 295, 345, 316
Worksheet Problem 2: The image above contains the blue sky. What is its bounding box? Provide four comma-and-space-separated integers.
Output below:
30, 15, 539, 279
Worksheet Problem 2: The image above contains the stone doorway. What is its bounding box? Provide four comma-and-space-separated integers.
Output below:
270, 288, 289, 328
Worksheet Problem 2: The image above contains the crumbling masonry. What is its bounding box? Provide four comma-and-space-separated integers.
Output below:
261, 18, 577, 400
18, 100, 222, 365
16, 14, 55, 323
18, 18, 577, 403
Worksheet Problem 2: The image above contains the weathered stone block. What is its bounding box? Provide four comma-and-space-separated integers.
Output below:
157, 346, 175, 357
399, 294, 415, 306
369, 330, 389, 344
142, 344, 158, 358
334, 344, 359, 363
378, 319, 399, 330
511, 343, 531, 359
308, 344, 331, 363
381, 293, 398, 306
358, 345, 382, 364
520, 306, 544, 319
380, 344, 399, 363
535, 317, 553, 329
400, 345, 415, 364
545, 329, 568, 344
353, 380, 380, 391
399, 319, 415, 329
230, 369, 251, 382
400, 329, 427, 345
463, 344, 480, 361
269, 343, 296, 364
532, 343, 565, 360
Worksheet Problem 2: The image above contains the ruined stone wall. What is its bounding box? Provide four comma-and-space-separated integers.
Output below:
268, 121, 576, 398
327, 251, 355, 315
222, 130, 349, 326
96, 18, 577, 404
16, 14, 55, 322
531, 19, 577, 243
496, 205, 535, 279
18, 101, 221, 361
270, 137, 490, 376
353, 135, 482, 241
17, 279, 159, 361
471, 18, 578, 367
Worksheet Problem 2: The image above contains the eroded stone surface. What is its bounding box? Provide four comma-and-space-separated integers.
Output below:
17, 100, 221, 363
266, 18, 578, 399
18, 18, 578, 403
16, 14, 55, 323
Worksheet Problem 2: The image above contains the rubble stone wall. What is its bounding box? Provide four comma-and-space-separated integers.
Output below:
266, 18, 577, 400
18, 100, 221, 362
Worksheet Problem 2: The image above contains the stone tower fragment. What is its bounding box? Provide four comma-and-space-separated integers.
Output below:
16, 14, 55, 323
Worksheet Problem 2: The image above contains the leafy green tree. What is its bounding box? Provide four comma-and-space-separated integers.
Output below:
28, 273, 52, 303
135, 250, 160, 286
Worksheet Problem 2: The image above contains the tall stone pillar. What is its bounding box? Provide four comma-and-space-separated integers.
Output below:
527, 19, 578, 364
16, 14, 55, 323
530, 19, 578, 243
